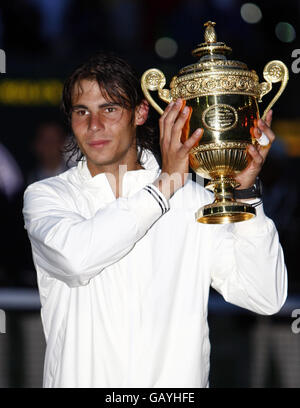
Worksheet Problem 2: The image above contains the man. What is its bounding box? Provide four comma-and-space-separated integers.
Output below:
23, 52, 287, 388
27, 121, 68, 185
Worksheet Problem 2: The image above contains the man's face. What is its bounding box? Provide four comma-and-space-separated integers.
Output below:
71, 79, 139, 176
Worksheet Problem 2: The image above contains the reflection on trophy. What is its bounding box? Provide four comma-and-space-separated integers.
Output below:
141, 21, 289, 224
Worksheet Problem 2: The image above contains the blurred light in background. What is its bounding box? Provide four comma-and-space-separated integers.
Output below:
275, 22, 296, 43
240, 3, 262, 24
0, 80, 63, 106
27, 0, 71, 41
211, 0, 236, 11
155, 37, 178, 59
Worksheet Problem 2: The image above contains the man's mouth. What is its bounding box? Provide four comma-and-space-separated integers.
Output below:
88, 140, 111, 148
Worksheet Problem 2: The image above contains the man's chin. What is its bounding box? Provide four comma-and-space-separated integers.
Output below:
86, 154, 125, 174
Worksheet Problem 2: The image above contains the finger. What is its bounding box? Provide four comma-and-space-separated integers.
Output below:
247, 144, 264, 168
178, 99, 186, 114
255, 120, 275, 160
264, 110, 273, 128
169, 106, 191, 146
161, 99, 184, 145
179, 128, 203, 155
257, 117, 275, 143
160, 100, 175, 121
181, 106, 193, 144
159, 101, 174, 142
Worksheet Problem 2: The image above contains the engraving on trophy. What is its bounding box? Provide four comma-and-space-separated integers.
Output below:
202, 104, 238, 132
144, 70, 166, 91
180, 60, 248, 74
186, 80, 200, 94
173, 71, 259, 100
265, 63, 283, 82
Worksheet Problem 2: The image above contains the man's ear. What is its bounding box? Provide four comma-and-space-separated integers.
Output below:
135, 99, 149, 126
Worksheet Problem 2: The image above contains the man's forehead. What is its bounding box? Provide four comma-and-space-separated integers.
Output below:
71, 79, 117, 104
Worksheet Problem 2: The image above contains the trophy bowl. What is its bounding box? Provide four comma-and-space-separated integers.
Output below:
141, 21, 289, 224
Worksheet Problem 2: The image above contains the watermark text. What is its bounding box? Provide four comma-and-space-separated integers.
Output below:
0, 309, 6, 334
291, 49, 300, 74
0, 49, 5, 73
291, 309, 300, 334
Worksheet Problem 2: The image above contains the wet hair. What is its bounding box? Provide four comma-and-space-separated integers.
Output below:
61, 52, 160, 165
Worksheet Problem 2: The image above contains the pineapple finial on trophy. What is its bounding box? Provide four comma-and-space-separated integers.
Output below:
192, 21, 231, 59
204, 21, 217, 43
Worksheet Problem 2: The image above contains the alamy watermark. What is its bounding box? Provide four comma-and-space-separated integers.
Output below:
0, 309, 6, 334
0, 49, 5, 73
291, 49, 300, 74
291, 309, 300, 334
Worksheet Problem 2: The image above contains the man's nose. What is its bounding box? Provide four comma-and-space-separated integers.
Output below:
88, 112, 105, 131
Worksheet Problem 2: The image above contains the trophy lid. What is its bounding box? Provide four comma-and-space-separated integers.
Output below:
192, 21, 232, 60
167, 21, 262, 101
178, 21, 248, 75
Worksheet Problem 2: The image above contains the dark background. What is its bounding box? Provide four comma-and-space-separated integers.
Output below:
0, 0, 299, 388
1, 0, 299, 170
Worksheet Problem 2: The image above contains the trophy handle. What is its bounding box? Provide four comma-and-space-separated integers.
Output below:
141, 68, 173, 115
258, 60, 289, 120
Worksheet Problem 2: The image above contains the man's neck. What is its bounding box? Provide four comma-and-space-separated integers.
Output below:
87, 159, 144, 198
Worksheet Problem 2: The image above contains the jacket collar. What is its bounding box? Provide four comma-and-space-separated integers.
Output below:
76, 150, 161, 197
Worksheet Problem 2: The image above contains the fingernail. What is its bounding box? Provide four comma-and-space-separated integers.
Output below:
176, 98, 182, 106
182, 106, 189, 115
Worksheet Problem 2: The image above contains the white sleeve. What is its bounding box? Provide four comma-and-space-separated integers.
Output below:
210, 202, 288, 315
23, 182, 169, 288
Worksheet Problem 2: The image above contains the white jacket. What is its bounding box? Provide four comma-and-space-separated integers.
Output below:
23, 150, 287, 388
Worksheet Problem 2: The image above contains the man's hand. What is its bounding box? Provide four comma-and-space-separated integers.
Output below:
153, 99, 203, 200
235, 110, 274, 190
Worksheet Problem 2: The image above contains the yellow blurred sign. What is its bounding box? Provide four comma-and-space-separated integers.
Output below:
0, 79, 63, 105
273, 120, 300, 157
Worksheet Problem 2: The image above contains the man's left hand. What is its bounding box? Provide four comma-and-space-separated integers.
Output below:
235, 110, 274, 190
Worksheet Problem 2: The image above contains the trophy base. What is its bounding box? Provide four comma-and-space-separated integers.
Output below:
196, 201, 256, 224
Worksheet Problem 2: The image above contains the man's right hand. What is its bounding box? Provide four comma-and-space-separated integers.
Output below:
153, 98, 203, 200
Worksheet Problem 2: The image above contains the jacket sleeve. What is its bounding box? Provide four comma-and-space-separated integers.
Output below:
210, 202, 288, 315
23, 181, 169, 288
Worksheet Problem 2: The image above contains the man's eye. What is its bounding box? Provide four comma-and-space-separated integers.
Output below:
105, 107, 116, 113
76, 110, 88, 116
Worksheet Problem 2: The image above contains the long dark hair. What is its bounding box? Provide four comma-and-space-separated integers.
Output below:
61, 52, 160, 165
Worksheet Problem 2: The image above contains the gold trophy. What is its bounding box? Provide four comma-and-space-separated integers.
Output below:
141, 21, 288, 224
